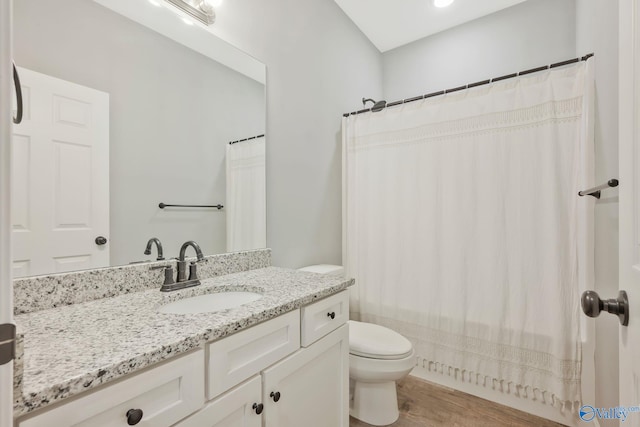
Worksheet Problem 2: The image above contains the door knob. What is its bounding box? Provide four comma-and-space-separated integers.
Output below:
581, 290, 629, 326
95, 236, 108, 245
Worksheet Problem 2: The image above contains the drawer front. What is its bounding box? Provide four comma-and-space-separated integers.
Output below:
207, 309, 300, 400
176, 375, 262, 427
301, 290, 349, 347
19, 350, 205, 427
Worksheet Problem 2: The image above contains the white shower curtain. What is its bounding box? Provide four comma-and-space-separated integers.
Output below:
343, 62, 594, 407
226, 138, 266, 252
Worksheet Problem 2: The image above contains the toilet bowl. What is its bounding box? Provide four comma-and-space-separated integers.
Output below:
298, 265, 416, 426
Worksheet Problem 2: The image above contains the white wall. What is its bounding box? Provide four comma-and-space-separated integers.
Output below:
382, 0, 576, 101
207, 0, 384, 268
13, 0, 265, 267
576, 0, 620, 422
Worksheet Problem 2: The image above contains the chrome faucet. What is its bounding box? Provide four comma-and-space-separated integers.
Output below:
144, 237, 165, 261
176, 240, 204, 283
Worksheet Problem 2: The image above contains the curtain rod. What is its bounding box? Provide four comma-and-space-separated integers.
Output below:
229, 134, 265, 145
343, 53, 594, 118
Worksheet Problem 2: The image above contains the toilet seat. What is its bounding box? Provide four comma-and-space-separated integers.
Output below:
349, 320, 413, 360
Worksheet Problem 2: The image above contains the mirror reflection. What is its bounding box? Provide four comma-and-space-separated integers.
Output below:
11, 0, 266, 278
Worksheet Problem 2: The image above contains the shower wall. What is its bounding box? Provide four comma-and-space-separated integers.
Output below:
381, 0, 576, 101
381, 0, 620, 422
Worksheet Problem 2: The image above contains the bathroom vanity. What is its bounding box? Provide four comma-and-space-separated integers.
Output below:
12, 258, 352, 427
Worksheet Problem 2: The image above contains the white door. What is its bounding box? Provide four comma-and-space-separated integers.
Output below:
619, 0, 640, 415
11, 67, 109, 277
0, 3, 15, 427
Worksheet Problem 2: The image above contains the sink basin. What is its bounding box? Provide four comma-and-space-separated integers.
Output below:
158, 291, 263, 314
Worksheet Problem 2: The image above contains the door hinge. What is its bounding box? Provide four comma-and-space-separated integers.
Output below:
0, 323, 16, 365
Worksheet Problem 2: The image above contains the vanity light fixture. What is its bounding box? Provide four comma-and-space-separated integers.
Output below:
164, 0, 216, 25
433, 0, 455, 7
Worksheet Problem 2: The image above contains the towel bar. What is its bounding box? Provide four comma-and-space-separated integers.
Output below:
578, 179, 619, 199
159, 203, 223, 210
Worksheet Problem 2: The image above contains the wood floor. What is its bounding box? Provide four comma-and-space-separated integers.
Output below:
349, 375, 567, 427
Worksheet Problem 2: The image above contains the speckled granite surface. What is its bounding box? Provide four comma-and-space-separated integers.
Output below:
14, 267, 353, 417
13, 249, 271, 315
13, 333, 24, 399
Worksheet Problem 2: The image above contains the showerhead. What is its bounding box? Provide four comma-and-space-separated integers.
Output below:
362, 97, 387, 112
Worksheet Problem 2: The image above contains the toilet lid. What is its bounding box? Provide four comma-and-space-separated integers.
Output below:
348, 320, 414, 360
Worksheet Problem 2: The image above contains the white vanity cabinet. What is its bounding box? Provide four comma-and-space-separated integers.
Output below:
16, 290, 350, 427
177, 324, 348, 427
178, 290, 350, 427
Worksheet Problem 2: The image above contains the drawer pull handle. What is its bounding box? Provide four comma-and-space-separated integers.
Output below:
126, 408, 144, 425
270, 391, 281, 402
327, 312, 336, 319
253, 402, 264, 414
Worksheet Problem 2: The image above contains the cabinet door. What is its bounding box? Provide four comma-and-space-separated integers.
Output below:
175, 376, 262, 427
262, 324, 348, 427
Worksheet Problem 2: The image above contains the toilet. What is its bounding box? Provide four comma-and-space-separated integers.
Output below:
298, 265, 415, 426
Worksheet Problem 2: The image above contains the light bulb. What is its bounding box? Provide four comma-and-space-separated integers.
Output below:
433, 0, 454, 8
148, 0, 161, 6
182, 17, 194, 25
198, 0, 216, 15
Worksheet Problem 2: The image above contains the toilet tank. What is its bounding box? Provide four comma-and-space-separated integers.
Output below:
298, 264, 344, 277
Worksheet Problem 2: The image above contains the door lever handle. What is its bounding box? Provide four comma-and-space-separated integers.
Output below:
12, 62, 23, 124
581, 290, 629, 326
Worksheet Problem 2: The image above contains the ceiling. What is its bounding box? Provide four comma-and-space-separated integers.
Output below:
334, 0, 527, 52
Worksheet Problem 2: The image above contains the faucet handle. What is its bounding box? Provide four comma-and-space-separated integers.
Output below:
163, 266, 175, 286
188, 262, 199, 281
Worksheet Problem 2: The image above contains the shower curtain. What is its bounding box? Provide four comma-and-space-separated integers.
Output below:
225, 138, 266, 252
343, 61, 594, 407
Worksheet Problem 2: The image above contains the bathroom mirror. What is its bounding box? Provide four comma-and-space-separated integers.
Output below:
11, 0, 266, 277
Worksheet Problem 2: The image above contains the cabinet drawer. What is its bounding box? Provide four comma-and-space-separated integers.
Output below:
176, 375, 262, 427
207, 309, 300, 400
301, 290, 349, 346
18, 350, 205, 427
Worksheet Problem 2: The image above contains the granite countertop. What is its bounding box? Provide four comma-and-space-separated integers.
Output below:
14, 266, 353, 417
